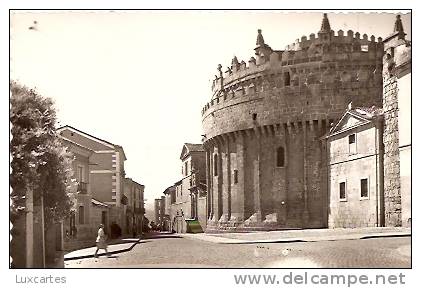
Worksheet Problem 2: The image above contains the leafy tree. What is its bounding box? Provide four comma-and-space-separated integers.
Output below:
10, 81, 76, 227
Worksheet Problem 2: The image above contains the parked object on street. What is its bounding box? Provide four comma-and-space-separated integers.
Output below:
185, 219, 203, 233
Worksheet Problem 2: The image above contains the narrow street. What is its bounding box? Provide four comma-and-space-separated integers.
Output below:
65, 235, 411, 268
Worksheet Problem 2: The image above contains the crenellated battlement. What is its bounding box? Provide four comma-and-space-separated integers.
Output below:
283, 29, 383, 52
202, 13, 384, 143
201, 13, 403, 232
206, 21, 385, 115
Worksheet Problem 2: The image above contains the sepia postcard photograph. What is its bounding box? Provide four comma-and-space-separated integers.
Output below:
6, 6, 414, 287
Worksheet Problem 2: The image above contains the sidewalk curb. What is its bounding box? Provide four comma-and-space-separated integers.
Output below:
64, 239, 142, 261
360, 233, 412, 240
181, 232, 411, 245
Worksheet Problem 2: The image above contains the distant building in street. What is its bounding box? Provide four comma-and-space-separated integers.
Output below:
162, 143, 206, 233
154, 196, 165, 230
124, 178, 145, 236
163, 185, 176, 231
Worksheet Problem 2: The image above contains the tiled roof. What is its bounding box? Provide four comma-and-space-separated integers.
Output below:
327, 105, 383, 137
57, 125, 116, 147
351, 106, 383, 120
184, 143, 205, 152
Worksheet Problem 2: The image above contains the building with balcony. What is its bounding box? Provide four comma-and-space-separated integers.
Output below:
58, 125, 128, 235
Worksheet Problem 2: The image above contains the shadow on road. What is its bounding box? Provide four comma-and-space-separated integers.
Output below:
143, 233, 182, 240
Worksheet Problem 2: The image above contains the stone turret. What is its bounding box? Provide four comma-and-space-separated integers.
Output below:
319, 13, 331, 32
393, 15, 406, 39
231, 56, 240, 72
256, 29, 265, 47
254, 29, 273, 65
318, 13, 334, 41
382, 14, 411, 227
202, 13, 384, 232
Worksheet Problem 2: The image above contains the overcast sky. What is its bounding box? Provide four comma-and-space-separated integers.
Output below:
10, 10, 411, 210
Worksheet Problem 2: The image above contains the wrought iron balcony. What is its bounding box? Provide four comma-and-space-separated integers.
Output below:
77, 182, 88, 194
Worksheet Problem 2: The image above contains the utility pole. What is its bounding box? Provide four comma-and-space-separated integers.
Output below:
40, 191, 46, 268
132, 189, 136, 238
25, 184, 34, 268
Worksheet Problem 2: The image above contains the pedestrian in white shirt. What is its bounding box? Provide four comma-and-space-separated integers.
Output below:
94, 224, 110, 258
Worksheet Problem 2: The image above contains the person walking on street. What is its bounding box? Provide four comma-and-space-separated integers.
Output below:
94, 224, 110, 258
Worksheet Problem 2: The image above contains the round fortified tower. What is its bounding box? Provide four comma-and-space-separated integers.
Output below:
201, 14, 384, 231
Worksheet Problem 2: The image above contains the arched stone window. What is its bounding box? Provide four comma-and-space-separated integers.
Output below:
284, 72, 291, 86
276, 146, 285, 167
214, 154, 218, 176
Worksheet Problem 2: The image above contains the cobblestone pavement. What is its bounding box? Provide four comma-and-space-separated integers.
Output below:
65, 236, 411, 268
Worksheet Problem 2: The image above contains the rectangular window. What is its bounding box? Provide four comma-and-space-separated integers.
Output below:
77, 166, 84, 182
78, 206, 85, 225
185, 161, 188, 176
214, 154, 218, 176
233, 170, 238, 184
284, 71, 291, 86
339, 182, 346, 200
349, 133, 356, 154
360, 178, 368, 198
171, 190, 175, 204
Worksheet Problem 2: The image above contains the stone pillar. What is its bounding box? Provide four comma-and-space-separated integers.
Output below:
211, 143, 218, 223
216, 139, 223, 221
252, 128, 262, 222
383, 76, 402, 226
220, 135, 231, 223
205, 147, 212, 221
230, 131, 245, 224
273, 124, 288, 226
302, 121, 310, 226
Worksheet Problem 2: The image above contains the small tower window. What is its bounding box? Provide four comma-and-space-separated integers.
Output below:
360, 178, 368, 198
339, 182, 346, 200
284, 72, 291, 86
233, 170, 238, 184
214, 154, 218, 176
349, 133, 356, 154
276, 146, 285, 167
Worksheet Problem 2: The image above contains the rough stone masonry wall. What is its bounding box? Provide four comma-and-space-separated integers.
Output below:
203, 27, 384, 231
382, 76, 401, 226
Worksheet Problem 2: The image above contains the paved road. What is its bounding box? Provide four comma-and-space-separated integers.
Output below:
65, 235, 411, 268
